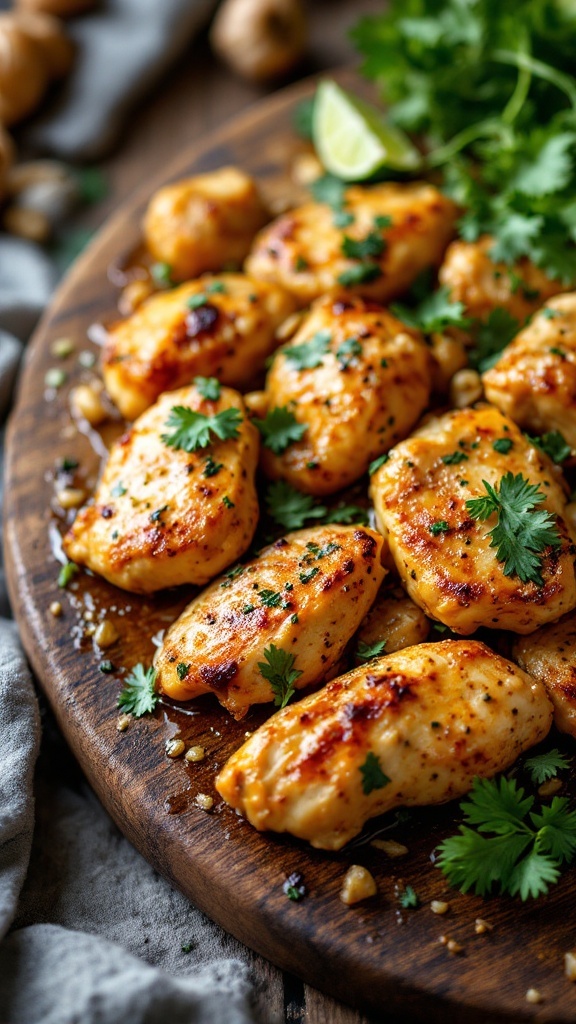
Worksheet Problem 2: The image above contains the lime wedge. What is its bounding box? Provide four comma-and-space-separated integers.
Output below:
312, 80, 421, 180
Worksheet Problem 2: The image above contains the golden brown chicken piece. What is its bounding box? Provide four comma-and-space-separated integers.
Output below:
216, 640, 553, 850
369, 404, 576, 635
256, 293, 432, 495
155, 525, 386, 718
102, 273, 296, 422
355, 582, 430, 657
439, 236, 567, 326
245, 182, 457, 306
63, 383, 259, 593
483, 294, 576, 448
143, 166, 269, 281
514, 614, 576, 738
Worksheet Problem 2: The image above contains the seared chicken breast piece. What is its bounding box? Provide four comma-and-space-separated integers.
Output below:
216, 640, 553, 850
514, 614, 576, 738
143, 166, 269, 282
102, 273, 296, 421
155, 525, 386, 718
355, 582, 430, 656
63, 384, 259, 593
258, 294, 432, 496
245, 183, 457, 306
439, 236, 566, 326
483, 294, 576, 448
370, 404, 576, 634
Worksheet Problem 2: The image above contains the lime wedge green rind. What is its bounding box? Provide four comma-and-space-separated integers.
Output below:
312, 80, 421, 181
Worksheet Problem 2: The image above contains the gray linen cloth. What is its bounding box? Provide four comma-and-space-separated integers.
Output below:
0, 2, 261, 1021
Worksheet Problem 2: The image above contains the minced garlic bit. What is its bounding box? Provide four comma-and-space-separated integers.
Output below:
116, 713, 131, 732
474, 917, 494, 935
430, 900, 450, 915
185, 745, 206, 763
339, 865, 377, 906
49, 601, 62, 617
195, 793, 214, 811
538, 778, 563, 798
165, 738, 185, 758
70, 381, 108, 426
56, 487, 86, 510
525, 989, 542, 1004
565, 951, 576, 982
370, 838, 409, 858
94, 619, 119, 648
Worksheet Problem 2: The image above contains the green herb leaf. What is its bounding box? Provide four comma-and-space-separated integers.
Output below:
257, 644, 302, 708
151, 262, 174, 288
369, 453, 390, 475
493, 438, 513, 454
259, 589, 282, 608
399, 885, 419, 909
299, 567, 319, 584
468, 309, 520, 373
253, 407, 307, 454
524, 749, 572, 785
337, 262, 382, 287
117, 664, 159, 717
392, 286, 471, 334
311, 173, 347, 209
284, 330, 332, 370
58, 562, 78, 588
359, 752, 391, 795
527, 431, 572, 464
442, 451, 469, 465
162, 406, 242, 452
336, 336, 362, 368
265, 480, 327, 530
356, 639, 387, 662
341, 230, 385, 261
430, 520, 450, 535
322, 504, 369, 526
195, 376, 221, 401
176, 662, 190, 681
465, 472, 562, 586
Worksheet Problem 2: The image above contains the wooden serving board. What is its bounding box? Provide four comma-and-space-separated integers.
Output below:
5, 73, 576, 1024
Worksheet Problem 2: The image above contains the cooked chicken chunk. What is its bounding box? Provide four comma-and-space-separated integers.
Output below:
216, 640, 553, 850
143, 167, 269, 281
355, 582, 430, 656
245, 182, 457, 306
369, 404, 576, 634
439, 236, 566, 326
102, 273, 296, 421
155, 525, 385, 718
63, 384, 259, 593
514, 613, 576, 738
483, 294, 576, 448
257, 294, 432, 495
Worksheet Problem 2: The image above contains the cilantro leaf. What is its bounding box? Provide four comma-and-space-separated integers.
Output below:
265, 481, 327, 530
194, 376, 221, 401
151, 262, 174, 288
468, 309, 520, 372
356, 639, 387, 662
259, 589, 282, 608
369, 453, 389, 475
257, 644, 302, 708
399, 885, 420, 909
341, 230, 385, 261
162, 406, 242, 452
254, 407, 307, 454
336, 336, 362, 368
337, 262, 382, 287
524, 749, 572, 785
359, 752, 391, 795
322, 504, 369, 526
311, 173, 347, 209
466, 472, 562, 586
117, 664, 159, 717
284, 330, 332, 370
437, 776, 576, 900
391, 286, 471, 334
527, 431, 572, 464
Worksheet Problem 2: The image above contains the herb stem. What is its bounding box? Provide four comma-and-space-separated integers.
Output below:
500, 36, 532, 126
492, 48, 576, 110
425, 118, 511, 168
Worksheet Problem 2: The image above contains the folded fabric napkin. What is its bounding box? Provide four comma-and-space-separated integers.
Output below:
0, 2, 262, 1021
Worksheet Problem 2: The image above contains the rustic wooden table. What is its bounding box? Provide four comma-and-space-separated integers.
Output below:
80, 3, 386, 1022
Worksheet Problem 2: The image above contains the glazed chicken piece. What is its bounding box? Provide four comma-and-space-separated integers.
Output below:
216, 640, 553, 850
369, 404, 576, 635
514, 613, 576, 738
102, 273, 296, 421
354, 581, 430, 657
483, 294, 576, 448
63, 383, 259, 593
245, 182, 457, 306
256, 293, 432, 495
439, 236, 567, 327
155, 525, 385, 718
143, 166, 269, 281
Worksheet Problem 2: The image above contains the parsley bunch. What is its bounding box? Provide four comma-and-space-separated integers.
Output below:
352, 0, 576, 281
437, 775, 576, 900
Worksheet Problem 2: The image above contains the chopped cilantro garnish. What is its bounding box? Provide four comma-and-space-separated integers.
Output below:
176, 663, 190, 681
430, 520, 450, 535
195, 377, 221, 401
524, 748, 572, 785
284, 330, 331, 370
299, 567, 319, 584
492, 438, 514, 454
442, 451, 469, 465
259, 589, 282, 608
336, 336, 362, 368
337, 262, 382, 287
310, 173, 347, 209
151, 262, 174, 288
527, 431, 571, 464
359, 752, 391, 795
117, 664, 159, 717
356, 639, 387, 662
369, 453, 390, 475
341, 230, 385, 261
253, 406, 307, 454
162, 406, 242, 452
257, 644, 302, 708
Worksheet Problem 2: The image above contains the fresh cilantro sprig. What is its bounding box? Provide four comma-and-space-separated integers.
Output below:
257, 644, 302, 708
359, 752, 391, 795
356, 639, 387, 662
253, 407, 307, 454
524, 749, 572, 785
391, 286, 471, 334
527, 430, 572, 464
162, 406, 242, 452
117, 664, 159, 717
436, 775, 576, 900
283, 330, 332, 370
265, 481, 368, 530
468, 309, 521, 372
195, 377, 221, 401
465, 472, 562, 586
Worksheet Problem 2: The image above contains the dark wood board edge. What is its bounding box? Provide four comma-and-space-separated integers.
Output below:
5, 72, 576, 1024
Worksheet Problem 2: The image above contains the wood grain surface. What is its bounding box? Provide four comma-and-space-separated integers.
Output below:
5, 73, 576, 1024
